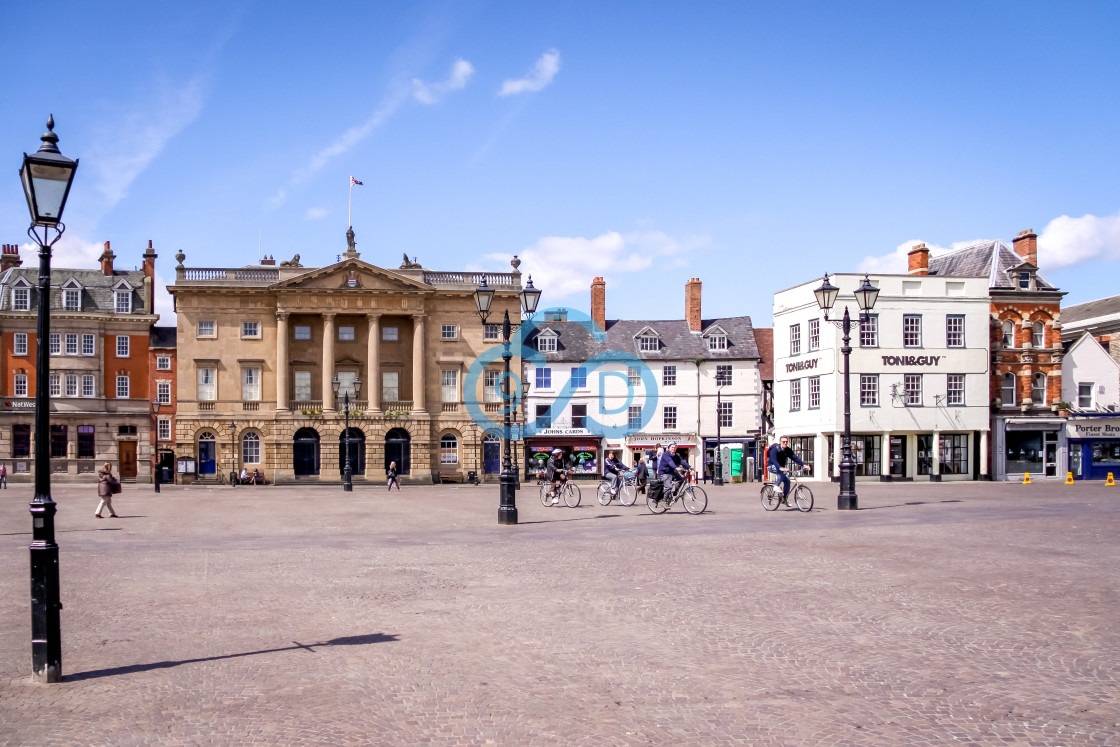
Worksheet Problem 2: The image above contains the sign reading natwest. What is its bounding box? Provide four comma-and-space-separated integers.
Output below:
4, 400, 35, 409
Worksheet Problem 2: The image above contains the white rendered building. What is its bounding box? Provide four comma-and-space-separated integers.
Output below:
520, 278, 764, 480
772, 273, 992, 481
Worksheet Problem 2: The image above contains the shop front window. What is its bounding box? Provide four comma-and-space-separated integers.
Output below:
852, 435, 881, 476
939, 434, 969, 475
787, 436, 814, 474
1005, 431, 1043, 474
917, 434, 934, 475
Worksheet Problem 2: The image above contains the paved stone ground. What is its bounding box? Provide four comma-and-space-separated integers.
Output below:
0, 478, 1117, 745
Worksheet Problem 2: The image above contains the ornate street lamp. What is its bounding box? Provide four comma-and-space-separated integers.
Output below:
333, 375, 362, 491
152, 401, 163, 493
21, 115, 79, 683
813, 273, 879, 510
229, 421, 238, 486
475, 275, 542, 524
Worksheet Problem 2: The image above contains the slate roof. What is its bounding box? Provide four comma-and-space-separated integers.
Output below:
753, 327, 774, 382
526, 317, 760, 363
150, 326, 177, 348
927, 239, 1059, 291
0, 266, 154, 315
1061, 295, 1120, 325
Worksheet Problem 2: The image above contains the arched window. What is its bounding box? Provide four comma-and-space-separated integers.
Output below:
242, 432, 260, 463
440, 434, 459, 464
1032, 321, 1045, 348
1002, 320, 1015, 348
1032, 373, 1047, 405
1001, 373, 1016, 406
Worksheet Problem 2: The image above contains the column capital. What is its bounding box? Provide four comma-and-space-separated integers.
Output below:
322, 311, 337, 320
366, 311, 382, 319
411, 312, 427, 320
276, 311, 290, 322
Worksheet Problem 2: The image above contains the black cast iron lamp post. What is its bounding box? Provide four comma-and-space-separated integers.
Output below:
152, 401, 162, 493
333, 375, 362, 491
813, 272, 878, 510
474, 275, 542, 525
21, 115, 79, 683
229, 421, 238, 486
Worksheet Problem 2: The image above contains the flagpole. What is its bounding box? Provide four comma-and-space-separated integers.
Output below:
348, 177, 353, 229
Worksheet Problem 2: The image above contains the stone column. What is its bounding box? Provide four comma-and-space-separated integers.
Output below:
833, 431, 842, 479
980, 429, 989, 478
367, 313, 381, 414
412, 313, 426, 413
931, 431, 941, 481
881, 430, 891, 479
322, 313, 336, 412
276, 312, 289, 410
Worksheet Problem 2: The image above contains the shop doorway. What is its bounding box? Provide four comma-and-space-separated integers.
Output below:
294, 428, 321, 476
198, 432, 217, 475
1044, 433, 1059, 478
118, 441, 137, 479
889, 435, 907, 479
482, 436, 501, 474
385, 428, 411, 475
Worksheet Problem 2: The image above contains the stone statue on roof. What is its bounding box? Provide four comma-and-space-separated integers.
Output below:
399, 253, 422, 269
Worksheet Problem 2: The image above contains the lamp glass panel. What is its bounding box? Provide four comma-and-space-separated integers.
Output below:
27, 162, 73, 221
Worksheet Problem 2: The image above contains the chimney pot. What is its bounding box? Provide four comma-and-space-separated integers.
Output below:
1013, 228, 1038, 266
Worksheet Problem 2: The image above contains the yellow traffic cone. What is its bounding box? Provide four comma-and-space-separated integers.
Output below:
1066, 472, 1075, 485
1023, 472, 1032, 485
1107, 472, 1116, 487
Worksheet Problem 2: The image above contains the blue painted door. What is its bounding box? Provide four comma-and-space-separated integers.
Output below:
199, 440, 216, 475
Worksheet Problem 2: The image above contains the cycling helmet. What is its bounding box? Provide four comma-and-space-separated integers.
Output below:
552, 448, 563, 455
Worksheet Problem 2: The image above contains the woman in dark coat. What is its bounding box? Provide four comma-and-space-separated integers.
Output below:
95, 462, 119, 518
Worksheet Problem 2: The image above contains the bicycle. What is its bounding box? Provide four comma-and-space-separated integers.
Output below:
761, 466, 814, 512
646, 470, 707, 514
538, 472, 582, 508
597, 473, 639, 506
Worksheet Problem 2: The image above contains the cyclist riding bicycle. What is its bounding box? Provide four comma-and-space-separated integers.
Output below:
656, 443, 686, 501
767, 436, 805, 503
544, 448, 568, 505
603, 450, 626, 495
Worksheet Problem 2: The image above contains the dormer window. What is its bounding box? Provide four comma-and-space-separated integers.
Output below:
61, 279, 83, 311
639, 336, 658, 351
115, 290, 131, 313
11, 277, 32, 311
1018, 271, 1031, 290
538, 336, 557, 352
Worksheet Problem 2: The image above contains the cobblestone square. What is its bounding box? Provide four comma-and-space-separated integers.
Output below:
1, 480, 1117, 745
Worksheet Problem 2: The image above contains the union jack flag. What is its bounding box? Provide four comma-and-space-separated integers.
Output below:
350, 176, 363, 186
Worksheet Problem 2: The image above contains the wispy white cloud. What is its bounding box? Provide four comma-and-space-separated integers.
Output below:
305, 207, 329, 220
499, 49, 561, 96
1038, 211, 1120, 269
84, 74, 207, 210
857, 238, 988, 274
479, 230, 707, 300
412, 58, 475, 104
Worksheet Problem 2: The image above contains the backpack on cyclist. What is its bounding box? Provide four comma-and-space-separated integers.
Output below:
647, 477, 665, 502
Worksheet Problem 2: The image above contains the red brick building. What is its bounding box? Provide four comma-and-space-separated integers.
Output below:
0, 240, 161, 483
926, 229, 1067, 480
149, 325, 177, 483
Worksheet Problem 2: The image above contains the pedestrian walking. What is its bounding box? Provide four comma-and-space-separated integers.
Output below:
634, 452, 649, 494
387, 461, 401, 491
0, 463, 7, 489
95, 462, 120, 518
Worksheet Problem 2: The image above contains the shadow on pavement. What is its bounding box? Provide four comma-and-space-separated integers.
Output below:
65, 633, 399, 682
518, 514, 623, 525
860, 499, 965, 511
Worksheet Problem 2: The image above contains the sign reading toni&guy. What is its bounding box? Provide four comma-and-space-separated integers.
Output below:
880, 355, 942, 367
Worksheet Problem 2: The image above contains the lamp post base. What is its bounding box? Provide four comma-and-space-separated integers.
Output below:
838, 463, 858, 510
29, 499, 61, 683
498, 470, 518, 525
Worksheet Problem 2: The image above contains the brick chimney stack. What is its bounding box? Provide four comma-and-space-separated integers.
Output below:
590, 276, 606, 332
99, 241, 116, 276
0, 244, 23, 270
686, 277, 702, 332
907, 243, 930, 275
142, 239, 157, 278
260, 255, 276, 266
1013, 229, 1038, 266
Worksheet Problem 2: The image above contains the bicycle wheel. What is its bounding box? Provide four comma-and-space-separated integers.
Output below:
619, 482, 638, 506
564, 482, 582, 507
793, 484, 814, 512
761, 484, 780, 511
540, 483, 555, 507
683, 485, 708, 514
596, 481, 613, 506
647, 489, 668, 514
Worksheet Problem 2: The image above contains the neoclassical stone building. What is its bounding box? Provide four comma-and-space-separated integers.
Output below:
168, 239, 523, 484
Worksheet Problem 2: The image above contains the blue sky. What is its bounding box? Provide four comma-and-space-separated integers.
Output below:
2, 1, 1118, 326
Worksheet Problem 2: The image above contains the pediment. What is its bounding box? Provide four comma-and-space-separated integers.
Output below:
274, 259, 432, 292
